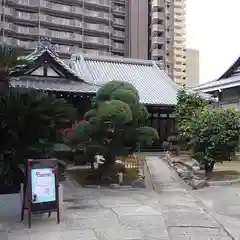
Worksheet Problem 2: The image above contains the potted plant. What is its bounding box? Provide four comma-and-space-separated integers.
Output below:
0, 153, 25, 220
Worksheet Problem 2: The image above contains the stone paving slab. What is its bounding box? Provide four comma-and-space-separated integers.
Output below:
162, 209, 221, 228
112, 205, 162, 216
168, 227, 231, 240
27, 230, 98, 240
65, 217, 121, 230
94, 226, 142, 240
97, 196, 141, 207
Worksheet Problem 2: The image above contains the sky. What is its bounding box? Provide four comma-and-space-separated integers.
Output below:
186, 0, 240, 83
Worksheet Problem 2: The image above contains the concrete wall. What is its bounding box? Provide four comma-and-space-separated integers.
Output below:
128, 0, 149, 59
212, 87, 240, 109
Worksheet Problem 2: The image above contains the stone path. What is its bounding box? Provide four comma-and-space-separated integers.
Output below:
146, 156, 233, 240
2, 156, 239, 240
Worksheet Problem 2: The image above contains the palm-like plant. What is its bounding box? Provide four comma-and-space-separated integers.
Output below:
0, 44, 28, 94
0, 88, 77, 193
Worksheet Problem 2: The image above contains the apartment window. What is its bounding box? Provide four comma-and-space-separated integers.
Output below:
157, 32, 163, 37
17, 26, 30, 34
166, 40, 170, 44
157, 56, 163, 60
156, 44, 163, 49
29, 0, 40, 5
51, 3, 70, 11
18, 0, 28, 4
156, 20, 163, 24
157, 7, 163, 12
175, 33, 181, 36
18, 11, 30, 19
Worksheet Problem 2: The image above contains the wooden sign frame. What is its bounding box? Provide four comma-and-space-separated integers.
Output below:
21, 159, 60, 228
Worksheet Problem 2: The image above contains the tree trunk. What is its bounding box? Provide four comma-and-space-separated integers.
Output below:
90, 160, 95, 170
205, 162, 215, 178
103, 152, 115, 166
0, 75, 10, 95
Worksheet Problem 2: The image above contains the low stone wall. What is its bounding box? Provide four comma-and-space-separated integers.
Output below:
166, 152, 208, 189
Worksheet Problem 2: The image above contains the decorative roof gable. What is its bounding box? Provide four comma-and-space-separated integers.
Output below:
11, 37, 82, 81
218, 57, 240, 80
10, 38, 99, 93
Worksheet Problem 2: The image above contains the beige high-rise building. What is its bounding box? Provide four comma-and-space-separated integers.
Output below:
186, 48, 200, 86
173, 0, 187, 85
1, 0, 186, 82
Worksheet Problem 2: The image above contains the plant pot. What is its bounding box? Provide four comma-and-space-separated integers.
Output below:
0, 192, 22, 221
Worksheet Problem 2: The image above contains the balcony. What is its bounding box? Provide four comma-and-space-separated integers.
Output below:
174, 6, 186, 14
2, 22, 15, 31
152, 11, 164, 20
174, 0, 186, 8
174, 12, 185, 19
84, 9, 111, 21
112, 42, 124, 50
86, 0, 111, 9
113, 6, 125, 16
84, 49, 111, 56
151, 24, 164, 32
84, 36, 111, 46
174, 41, 186, 48
151, 0, 165, 8
3, 7, 15, 16
151, 48, 164, 57
84, 23, 110, 33
113, 18, 125, 26
175, 21, 186, 28
12, 11, 111, 35
174, 34, 185, 41
14, 1, 111, 22
151, 36, 164, 44
112, 30, 125, 38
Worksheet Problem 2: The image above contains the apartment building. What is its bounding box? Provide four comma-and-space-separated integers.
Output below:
127, 0, 186, 82
0, 0, 126, 60
173, 0, 186, 85
0, 0, 186, 82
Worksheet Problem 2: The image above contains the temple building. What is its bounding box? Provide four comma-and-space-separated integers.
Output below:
10, 38, 180, 151
193, 56, 240, 109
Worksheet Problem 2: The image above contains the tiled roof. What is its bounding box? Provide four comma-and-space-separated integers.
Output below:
192, 76, 240, 93
192, 56, 240, 93
11, 77, 99, 93
70, 55, 180, 105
